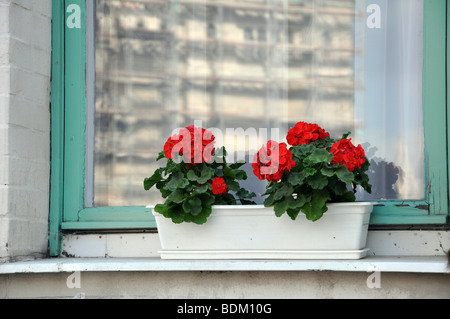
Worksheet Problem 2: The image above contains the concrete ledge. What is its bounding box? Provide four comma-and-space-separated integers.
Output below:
0, 256, 448, 274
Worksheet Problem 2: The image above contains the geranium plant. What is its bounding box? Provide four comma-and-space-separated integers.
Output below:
253, 121, 372, 222
144, 125, 255, 224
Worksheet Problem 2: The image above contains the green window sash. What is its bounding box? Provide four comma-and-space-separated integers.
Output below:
49, 0, 449, 256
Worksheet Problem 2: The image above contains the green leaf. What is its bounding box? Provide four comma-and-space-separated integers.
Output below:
264, 182, 281, 195
154, 203, 184, 224
336, 166, 354, 184
154, 203, 168, 216
292, 193, 307, 208
186, 165, 214, 184
302, 189, 330, 221
200, 192, 216, 206
167, 189, 186, 203
285, 194, 308, 220
155, 184, 218, 224
311, 190, 331, 221
187, 169, 198, 181
287, 171, 306, 186
273, 193, 307, 218
306, 203, 328, 222
214, 193, 237, 205
164, 159, 181, 175
305, 167, 316, 177
236, 188, 256, 200
240, 198, 257, 205
164, 171, 189, 191
286, 207, 301, 221
353, 161, 372, 194
273, 183, 294, 201
143, 169, 163, 191
156, 182, 171, 198
307, 173, 328, 190
341, 131, 351, 139
223, 166, 236, 179
175, 193, 216, 224
229, 161, 246, 169
264, 192, 276, 207
156, 150, 166, 161
183, 197, 203, 216
274, 200, 289, 217
193, 184, 210, 194
226, 180, 240, 192
321, 166, 335, 177
190, 205, 212, 224
190, 193, 215, 224
306, 148, 333, 164
338, 190, 356, 202
214, 168, 224, 177
233, 169, 247, 180
328, 177, 349, 196
291, 144, 315, 157
198, 165, 215, 184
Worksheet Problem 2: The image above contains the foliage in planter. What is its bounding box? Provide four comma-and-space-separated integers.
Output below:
144, 125, 255, 224
253, 122, 372, 222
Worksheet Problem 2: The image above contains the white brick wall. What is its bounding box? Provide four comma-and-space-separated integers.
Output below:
0, 0, 11, 261
0, 0, 51, 262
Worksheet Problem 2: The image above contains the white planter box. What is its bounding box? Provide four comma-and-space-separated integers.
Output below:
150, 203, 375, 260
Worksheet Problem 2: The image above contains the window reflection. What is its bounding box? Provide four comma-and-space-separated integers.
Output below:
92, 0, 424, 207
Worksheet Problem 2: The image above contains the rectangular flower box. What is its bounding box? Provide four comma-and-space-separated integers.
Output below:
150, 203, 375, 260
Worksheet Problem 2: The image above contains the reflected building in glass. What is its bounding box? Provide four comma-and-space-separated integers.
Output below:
92, 0, 424, 207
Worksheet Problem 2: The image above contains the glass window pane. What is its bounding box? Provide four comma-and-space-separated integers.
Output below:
91, 0, 424, 207
355, 0, 424, 201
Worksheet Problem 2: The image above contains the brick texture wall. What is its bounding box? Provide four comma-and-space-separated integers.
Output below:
0, 0, 51, 262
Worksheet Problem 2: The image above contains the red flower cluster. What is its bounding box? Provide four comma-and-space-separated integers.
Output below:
330, 139, 366, 172
210, 177, 228, 196
252, 141, 296, 182
164, 125, 215, 164
286, 121, 330, 146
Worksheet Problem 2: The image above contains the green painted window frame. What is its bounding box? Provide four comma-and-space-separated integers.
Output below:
49, 0, 449, 256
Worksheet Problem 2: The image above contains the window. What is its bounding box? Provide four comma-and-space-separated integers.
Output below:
50, 0, 448, 256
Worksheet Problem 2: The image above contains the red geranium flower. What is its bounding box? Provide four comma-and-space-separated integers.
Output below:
164, 133, 181, 159
163, 125, 215, 164
286, 121, 330, 146
330, 139, 366, 172
252, 141, 296, 182
210, 177, 228, 196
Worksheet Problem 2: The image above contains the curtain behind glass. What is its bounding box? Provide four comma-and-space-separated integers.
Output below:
355, 0, 424, 200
